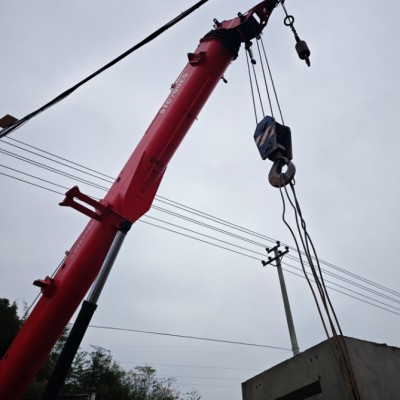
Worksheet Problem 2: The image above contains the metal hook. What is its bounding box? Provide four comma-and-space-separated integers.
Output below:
268, 158, 296, 188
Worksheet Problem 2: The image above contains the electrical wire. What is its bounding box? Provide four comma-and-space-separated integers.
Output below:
0, 0, 211, 140
2, 138, 399, 304
1, 158, 399, 311
282, 267, 400, 316
87, 324, 291, 351
0, 171, 64, 196
1, 160, 400, 317
139, 219, 261, 262
119, 361, 258, 372
1, 140, 400, 318
0, 148, 108, 191
281, 262, 400, 313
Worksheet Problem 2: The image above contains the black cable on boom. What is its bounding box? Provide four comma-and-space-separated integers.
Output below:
0, 0, 211, 140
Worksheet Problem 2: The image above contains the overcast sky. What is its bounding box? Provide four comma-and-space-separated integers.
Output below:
1, 1, 400, 399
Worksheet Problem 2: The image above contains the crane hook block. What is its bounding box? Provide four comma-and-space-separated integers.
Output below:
254, 116, 293, 162
253, 116, 295, 187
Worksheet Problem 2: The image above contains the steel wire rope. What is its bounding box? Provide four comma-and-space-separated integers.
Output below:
2, 170, 400, 317
277, 178, 330, 337
259, 37, 285, 125
283, 181, 339, 336
0, 0, 211, 140
254, 36, 274, 117
245, 51, 259, 123
281, 180, 362, 400
286, 181, 343, 335
250, 54, 266, 117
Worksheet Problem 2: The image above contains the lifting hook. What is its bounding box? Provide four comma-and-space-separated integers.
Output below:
268, 157, 296, 188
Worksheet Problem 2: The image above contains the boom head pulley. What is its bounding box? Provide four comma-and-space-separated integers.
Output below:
213, 0, 280, 43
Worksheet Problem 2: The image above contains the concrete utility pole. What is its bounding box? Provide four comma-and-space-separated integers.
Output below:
263, 242, 300, 356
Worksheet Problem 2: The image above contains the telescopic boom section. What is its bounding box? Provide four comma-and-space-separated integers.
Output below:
0, 2, 278, 398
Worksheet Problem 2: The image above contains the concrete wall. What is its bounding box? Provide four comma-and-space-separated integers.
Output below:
242, 336, 400, 400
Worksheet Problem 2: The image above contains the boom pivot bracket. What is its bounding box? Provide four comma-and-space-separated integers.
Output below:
59, 186, 129, 229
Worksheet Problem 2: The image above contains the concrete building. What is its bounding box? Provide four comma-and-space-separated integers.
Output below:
242, 336, 400, 400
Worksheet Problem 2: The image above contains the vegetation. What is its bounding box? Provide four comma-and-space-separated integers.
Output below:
0, 298, 200, 400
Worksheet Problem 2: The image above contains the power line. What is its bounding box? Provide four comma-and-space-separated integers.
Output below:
1, 144, 400, 315
86, 324, 291, 351
0, 171, 64, 196
0, 148, 108, 191
282, 268, 400, 316
281, 262, 400, 312
175, 382, 236, 389
159, 375, 244, 382
0, 0, 211, 139
139, 219, 262, 262
2, 139, 113, 184
118, 361, 259, 372
1, 138, 397, 299
1, 164, 400, 317
0, 164, 69, 191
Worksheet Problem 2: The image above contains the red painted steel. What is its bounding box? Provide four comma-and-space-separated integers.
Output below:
0, 2, 278, 398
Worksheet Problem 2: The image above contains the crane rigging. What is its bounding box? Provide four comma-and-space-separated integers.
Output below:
0, 1, 312, 398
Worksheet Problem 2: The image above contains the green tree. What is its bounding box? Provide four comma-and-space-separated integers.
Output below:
0, 298, 22, 358
1, 299, 201, 400
24, 328, 72, 399
127, 365, 179, 400
69, 346, 131, 399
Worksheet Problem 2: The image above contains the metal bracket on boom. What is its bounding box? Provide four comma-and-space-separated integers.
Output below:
33, 276, 56, 298
59, 186, 128, 229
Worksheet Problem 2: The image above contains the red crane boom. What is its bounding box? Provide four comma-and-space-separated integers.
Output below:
0, 2, 279, 398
